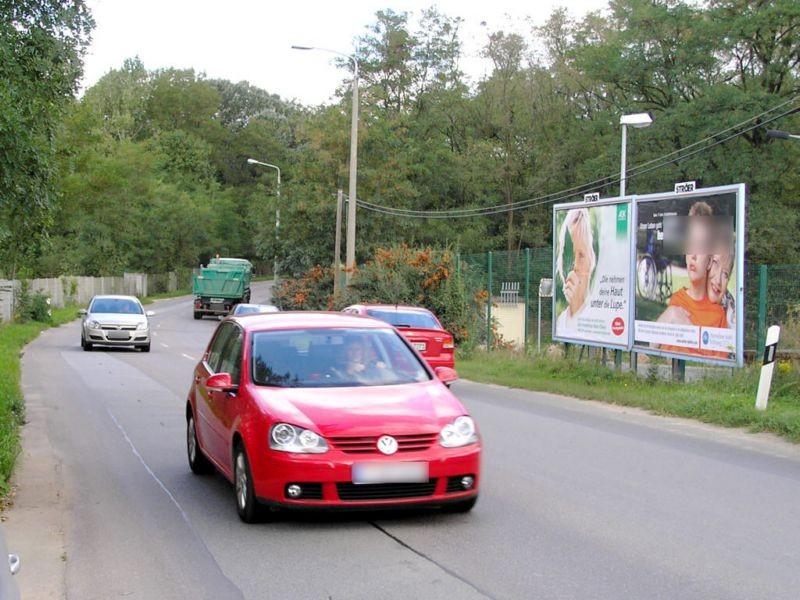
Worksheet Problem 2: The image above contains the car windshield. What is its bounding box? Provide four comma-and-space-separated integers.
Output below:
251, 327, 431, 388
235, 305, 277, 315
365, 309, 440, 329
90, 298, 142, 314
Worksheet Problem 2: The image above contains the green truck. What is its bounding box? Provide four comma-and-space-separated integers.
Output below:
192, 258, 253, 319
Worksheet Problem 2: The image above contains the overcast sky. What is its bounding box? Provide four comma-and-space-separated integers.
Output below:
81, 0, 609, 106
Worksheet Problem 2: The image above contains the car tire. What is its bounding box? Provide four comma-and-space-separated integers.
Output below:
193, 311, 202, 320
442, 496, 477, 514
187, 413, 213, 475
141, 343, 151, 353
82, 335, 93, 352
233, 443, 262, 523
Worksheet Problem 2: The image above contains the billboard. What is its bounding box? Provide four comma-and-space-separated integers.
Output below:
632, 184, 745, 366
552, 198, 633, 349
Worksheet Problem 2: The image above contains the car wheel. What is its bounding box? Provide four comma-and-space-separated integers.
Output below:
193, 311, 202, 320
443, 496, 477, 514
82, 335, 93, 352
141, 343, 151, 353
187, 413, 213, 475
234, 444, 262, 523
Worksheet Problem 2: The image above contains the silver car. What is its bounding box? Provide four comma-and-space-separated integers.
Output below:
79, 295, 154, 352
229, 303, 279, 316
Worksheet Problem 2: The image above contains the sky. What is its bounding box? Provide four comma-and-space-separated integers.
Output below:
81, 0, 609, 106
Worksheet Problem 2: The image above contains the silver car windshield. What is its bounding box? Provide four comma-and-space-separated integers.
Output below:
252, 328, 431, 388
90, 298, 143, 314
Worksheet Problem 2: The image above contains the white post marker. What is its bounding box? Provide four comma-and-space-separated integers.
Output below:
755, 325, 780, 410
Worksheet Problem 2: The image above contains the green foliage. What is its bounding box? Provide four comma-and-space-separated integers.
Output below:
0, 0, 94, 278
6, 2, 800, 279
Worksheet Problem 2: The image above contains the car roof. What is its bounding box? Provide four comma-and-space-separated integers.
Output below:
349, 304, 435, 314
90, 295, 141, 302
230, 311, 391, 331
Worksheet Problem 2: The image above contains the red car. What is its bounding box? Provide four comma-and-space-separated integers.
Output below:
186, 312, 480, 522
342, 304, 455, 369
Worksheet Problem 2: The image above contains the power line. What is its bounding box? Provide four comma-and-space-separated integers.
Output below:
356, 95, 800, 219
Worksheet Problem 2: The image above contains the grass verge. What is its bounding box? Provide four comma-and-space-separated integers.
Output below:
0, 306, 81, 498
456, 350, 800, 443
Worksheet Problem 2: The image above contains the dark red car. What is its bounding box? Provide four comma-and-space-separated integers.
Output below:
186, 312, 480, 522
342, 304, 455, 369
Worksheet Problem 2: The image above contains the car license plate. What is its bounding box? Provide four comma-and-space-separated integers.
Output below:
412, 342, 427, 352
210, 298, 224, 303
106, 331, 130, 340
352, 462, 428, 485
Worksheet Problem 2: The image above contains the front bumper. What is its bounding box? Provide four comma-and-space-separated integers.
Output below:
250, 445, 480, 509
85, 326, 150, 346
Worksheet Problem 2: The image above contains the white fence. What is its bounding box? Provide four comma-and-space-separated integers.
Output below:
0, 272, 180, 323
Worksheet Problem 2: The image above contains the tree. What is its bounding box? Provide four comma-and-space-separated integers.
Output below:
0, 0, 94, 277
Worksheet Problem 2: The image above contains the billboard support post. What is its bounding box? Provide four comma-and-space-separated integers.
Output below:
757, 265, 768, 359
671, 359, 686, 382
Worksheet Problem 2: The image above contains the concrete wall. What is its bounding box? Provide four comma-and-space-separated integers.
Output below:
0, 273, 174, 323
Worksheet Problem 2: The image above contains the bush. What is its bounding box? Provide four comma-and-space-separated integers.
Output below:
13, 281, 52, 324
272, 246, 475, 343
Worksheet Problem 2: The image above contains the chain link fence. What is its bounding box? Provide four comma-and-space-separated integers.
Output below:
460, 250, 800, 358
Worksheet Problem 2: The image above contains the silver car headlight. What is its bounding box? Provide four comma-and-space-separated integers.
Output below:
136, 322, 148, 330
85, 319, 100, 329
440, 416, 478, 448
269, 423, 329, 454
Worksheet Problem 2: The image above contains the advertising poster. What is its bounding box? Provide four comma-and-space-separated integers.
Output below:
552, 199, 632, 349
633, 185, 744, 365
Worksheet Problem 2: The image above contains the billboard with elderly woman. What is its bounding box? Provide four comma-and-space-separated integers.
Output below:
632, 185, 745, 366
552, 199, 633, 349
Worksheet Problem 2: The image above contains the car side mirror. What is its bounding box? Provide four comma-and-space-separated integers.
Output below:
434, 366, 459, 387
78, 309, 87, 316
206, 373, 237, 393
145, 310, 155, 317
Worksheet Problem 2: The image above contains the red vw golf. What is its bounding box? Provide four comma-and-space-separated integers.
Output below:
342, 304, 455, 370
186, 312, 480, 522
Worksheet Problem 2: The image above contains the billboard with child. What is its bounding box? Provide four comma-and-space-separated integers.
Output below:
552, 198, 633, 349
632, 184, 745, 366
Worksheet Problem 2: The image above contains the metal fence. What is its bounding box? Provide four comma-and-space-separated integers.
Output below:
459, 250, 800, 356
0, 270, 192, 323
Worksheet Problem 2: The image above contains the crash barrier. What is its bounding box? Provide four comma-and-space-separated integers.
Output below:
458, 250, 800, 357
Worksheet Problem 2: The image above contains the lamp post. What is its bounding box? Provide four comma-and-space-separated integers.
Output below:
292, 44, 359, 284
246, 158, 281, 283
766, 129, 800, 141
619, 112, 653, 373
619, 112, 653, 197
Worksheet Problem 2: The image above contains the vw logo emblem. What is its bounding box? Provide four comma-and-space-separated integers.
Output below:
377, 435, 398, 455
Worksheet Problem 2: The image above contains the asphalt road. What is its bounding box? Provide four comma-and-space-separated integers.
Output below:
14, 280, 800, 599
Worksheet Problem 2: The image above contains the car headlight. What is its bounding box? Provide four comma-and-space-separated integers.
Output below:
85, 319, 100, 329
136, 322, 148, 330
269, 423, 329, 454
440, 416, 478, 448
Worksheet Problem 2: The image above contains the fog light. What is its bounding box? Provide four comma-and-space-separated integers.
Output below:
461, 476, 474, 490
286, 484, 302, 498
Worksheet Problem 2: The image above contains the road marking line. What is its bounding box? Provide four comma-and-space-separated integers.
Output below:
182, 353, 196, 361
161, 343, 169, 348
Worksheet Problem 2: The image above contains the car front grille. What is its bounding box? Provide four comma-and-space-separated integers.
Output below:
336, 480, 437, 501
100, 325, 138, 330
330, 433, 438, 454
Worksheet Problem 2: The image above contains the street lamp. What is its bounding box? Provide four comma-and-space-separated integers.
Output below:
246, 158, 281, 283
292, 44, 359, 284
766, 129, 800, 140
619, 112, 653, 196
